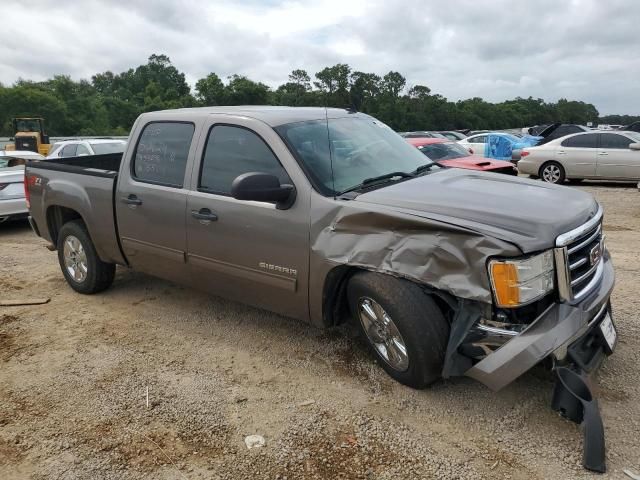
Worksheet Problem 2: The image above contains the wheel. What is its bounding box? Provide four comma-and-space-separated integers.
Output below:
539, 161, 566, 184
347, 272, 450, 388
57, 220, 115, 294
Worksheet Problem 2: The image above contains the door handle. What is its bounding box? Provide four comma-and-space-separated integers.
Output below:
191, 208, 218, 222
121, 194, 142, 206
557, 151, 566, 155
598, 152, 608, 156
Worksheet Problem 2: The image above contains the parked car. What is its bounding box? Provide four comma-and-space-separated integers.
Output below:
0, 150, 45, 162
535, 123, 591, 145
458, 132, 540, 161
1, 150, 45, 223
24, 107, 615, 397
518, 130, 640, 183
406, 137, 517, 174
398, 131, 446, 139
46, 139, 127, 159
622, 121, 640, 133
436, 131, 467, 141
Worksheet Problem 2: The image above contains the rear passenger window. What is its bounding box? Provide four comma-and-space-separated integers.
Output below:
472, 135, 487, 143
561, 134, 598, 148
599, 133, 632, 149
199, 125, 290, 195
133, 122, 194, 187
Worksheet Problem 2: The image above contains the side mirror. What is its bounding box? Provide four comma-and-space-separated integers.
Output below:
231, 172, 295, 210
629, 142, 640, 151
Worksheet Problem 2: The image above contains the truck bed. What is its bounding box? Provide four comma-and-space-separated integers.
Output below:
26, 153, 122, 178
25, 152, 127, 266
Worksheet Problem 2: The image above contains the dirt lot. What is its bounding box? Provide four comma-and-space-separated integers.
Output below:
1, 183, 639, 479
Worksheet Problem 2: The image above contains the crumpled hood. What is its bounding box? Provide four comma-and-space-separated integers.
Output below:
354, 168, 599, 253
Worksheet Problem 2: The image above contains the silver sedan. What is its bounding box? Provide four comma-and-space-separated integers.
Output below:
517, 131, 640, 184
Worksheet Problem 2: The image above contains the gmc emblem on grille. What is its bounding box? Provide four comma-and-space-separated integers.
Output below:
589, 243, 602, 266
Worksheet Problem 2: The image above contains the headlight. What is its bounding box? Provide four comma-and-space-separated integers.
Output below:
488, 250, 555, 307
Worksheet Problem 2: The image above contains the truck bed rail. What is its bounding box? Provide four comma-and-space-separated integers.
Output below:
26, 153, 122, 178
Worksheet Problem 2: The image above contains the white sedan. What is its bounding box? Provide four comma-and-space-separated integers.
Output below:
46, 139, 127, 159
518, 131, 640, 184
0, 151, 45, 223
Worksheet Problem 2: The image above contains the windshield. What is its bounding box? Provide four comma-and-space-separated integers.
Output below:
15, 119, 41, 132
417, 142, 470, 161
90, 142, 126, 155
277, 116, 438, 195
627, 132, 640, 142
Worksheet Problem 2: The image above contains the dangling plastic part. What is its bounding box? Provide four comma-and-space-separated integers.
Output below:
552, 367, 606, 473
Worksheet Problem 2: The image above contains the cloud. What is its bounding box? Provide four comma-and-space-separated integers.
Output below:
0, 0, 638, 114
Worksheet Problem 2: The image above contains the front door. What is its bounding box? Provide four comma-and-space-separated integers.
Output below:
185, 115, 310, 320
596, 133, 640, 179
116, 121, 199, 284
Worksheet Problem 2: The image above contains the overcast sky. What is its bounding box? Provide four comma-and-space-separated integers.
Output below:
2, 0, 638, 114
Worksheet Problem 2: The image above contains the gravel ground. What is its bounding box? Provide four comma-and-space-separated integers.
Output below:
1, 182, 639, 479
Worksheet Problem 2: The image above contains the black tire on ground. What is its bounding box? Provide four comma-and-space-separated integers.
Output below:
347, 272, 450, 389
56, 219, 115, 294
539, 161, 566, 184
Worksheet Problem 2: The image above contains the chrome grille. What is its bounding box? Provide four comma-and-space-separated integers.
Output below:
554, 206, 604, 302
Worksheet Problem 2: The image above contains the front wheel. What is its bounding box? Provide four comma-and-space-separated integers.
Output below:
347, 272, 450, 389
539, 161, 566, 184
57, 220, 115, 294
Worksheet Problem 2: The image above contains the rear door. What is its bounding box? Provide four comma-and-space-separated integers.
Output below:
556, 133, 598, 177
116, 121, 199, 284
464, 135, 487, 156
185, 115, 310, 320
596, 133, 640, 179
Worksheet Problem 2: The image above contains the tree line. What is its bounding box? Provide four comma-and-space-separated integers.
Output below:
0, 54, 635, 137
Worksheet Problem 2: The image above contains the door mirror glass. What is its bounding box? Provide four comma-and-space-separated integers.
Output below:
231, 172, 295, 209
629, 142, 640, 151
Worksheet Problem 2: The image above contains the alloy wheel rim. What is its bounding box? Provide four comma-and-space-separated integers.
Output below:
543, 165, 561, 183
357, 297, 409, 372
63, 235, 88, 283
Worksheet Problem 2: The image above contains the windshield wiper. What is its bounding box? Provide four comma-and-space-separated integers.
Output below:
337, 171, 414, 196
413, 162, 437, 174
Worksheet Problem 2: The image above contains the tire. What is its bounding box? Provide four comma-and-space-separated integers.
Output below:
539, 161, 566, 184
57, 220, 115, 294
347, 272, 450, 389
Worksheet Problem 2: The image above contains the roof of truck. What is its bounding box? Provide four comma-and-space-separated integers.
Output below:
142, 106, 360, 127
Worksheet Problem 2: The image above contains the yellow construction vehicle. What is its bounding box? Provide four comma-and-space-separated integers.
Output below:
5, 117, 51, 156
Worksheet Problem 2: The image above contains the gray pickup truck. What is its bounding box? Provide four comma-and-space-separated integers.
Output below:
24, 107, 616, 393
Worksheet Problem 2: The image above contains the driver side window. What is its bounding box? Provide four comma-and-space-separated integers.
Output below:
199, 125, 291, 195
76, 144, 91, 156
60, 144, 78, 157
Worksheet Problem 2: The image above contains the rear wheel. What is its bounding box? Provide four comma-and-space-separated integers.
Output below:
540, 161, 566, 184
57, 220, 115, 294
347, 272, 450, 388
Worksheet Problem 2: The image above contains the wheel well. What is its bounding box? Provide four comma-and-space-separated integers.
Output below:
46, 206, 84, 247
322, 266, 358, 327
322, 266, 454, 327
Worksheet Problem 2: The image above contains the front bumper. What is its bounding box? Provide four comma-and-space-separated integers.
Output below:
465, 254, 615, 391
